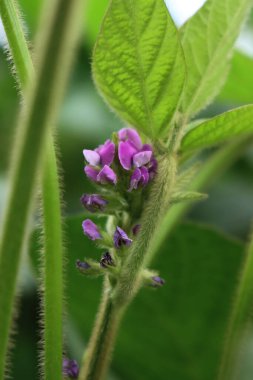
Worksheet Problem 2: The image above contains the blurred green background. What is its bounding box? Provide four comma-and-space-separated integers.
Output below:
1, 0, 253, 379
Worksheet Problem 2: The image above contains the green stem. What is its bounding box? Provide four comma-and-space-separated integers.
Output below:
42, 138, 64, 379
217, 227, 253, 380
79, 278, 124, 380
114, 154, 177, 306
0, 0, 83, 377
147, 135, 253, 264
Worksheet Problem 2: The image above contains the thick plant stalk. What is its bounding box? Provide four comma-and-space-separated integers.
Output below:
79, 154, 177, 379
217, 227, 253, 380
42, 139, 64, 379
0, 0, 83, 378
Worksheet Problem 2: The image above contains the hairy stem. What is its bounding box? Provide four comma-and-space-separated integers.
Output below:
42, 139, 64, 380
217, 226, 253, 380
114, 154, 177, 306
79, 278, 124, 380
0, 0, 83, 377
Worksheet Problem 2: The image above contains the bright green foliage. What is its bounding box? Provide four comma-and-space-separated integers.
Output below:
181, 105, 253, 153
219, 51, 253, 104
170, 191, 207, 204
30, 217, 245, 380
93, 0, 186, 138
181, 0, 253, 119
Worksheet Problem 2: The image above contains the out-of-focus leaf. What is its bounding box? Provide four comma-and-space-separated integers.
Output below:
218, 51, 253, 104
30, 216, 245, 380
181, 105, 253, 153
93, 0, 186, 138
85, 0, 109, 47
181, 0, 253, 118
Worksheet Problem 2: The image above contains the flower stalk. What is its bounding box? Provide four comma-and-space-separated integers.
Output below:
78, 129, 177, 379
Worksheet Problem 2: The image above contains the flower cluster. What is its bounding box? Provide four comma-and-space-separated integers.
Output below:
83, 128, 157, 191
77, 128, 164, 288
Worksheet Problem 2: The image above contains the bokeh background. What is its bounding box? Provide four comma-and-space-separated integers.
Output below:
1, 0, 253, 378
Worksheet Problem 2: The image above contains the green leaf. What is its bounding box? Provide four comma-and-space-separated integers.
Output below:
181, 0, 253, 118
30, 217, 245, 380
93, 0, 186, 138
181, 105, 253, 153
218, 51, 253, 104
170, 191, 207, 204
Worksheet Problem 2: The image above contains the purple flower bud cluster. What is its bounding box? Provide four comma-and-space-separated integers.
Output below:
83, 128, 157, 192
77, 128, 164, 288
62, 358, 79, 379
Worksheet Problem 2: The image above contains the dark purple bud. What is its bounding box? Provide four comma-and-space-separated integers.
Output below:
76, 259, 91, 270
82, 219, 102, 240
81, 194, 108, 213
95, 139, 115, 166
97, 165, 117, 185
129, 167, 149, 191
63, 358, 79, 379
151, 276, 165, 287
100, 252, 114, 268
148, 158, 158, 180
118, 141, 138, 170
113, 227, 132, 248
118, 128, 142, 150
132, 224, 141, 236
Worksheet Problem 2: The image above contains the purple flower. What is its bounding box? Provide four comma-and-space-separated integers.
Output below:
83, 140, 115, 167
151, 276, 165, 288
82, 219, 102, 240
76, 259, 91, 270
113, 227, 132, 248
97, 165, 117, 184
129, 167, 149, 191
63, 358, 79, 379
100, 252, 114, 268
132, 224, 141, 236
118, 128, 142, 150
81, 194, 108, 213
84, 165, 117, 185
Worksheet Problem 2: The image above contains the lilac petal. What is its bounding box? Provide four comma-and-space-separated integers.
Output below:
84, 166, 99, 182
62, 358, 79, 378
82, 219, 101, 240
129, 167, 149, 191
113, 226, 132, 248
118, 128, 142, 150
95, 140, 115, 166
97, 165, 117, 185
83, 149, 100, 166
129, 168, 142, 191
81, 194, 108, 213
118, 141, 137, 170
133, 150, 152, 168
140, 166, 149, 185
